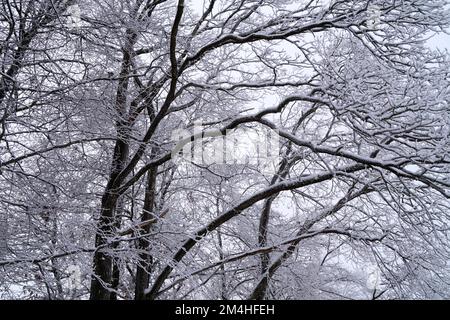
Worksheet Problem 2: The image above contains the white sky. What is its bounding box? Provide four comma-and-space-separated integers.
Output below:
427, 32, 450, 51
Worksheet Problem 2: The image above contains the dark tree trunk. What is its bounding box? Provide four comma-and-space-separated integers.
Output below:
255, 157, 291, 300
134, 166, 158, 300
90, 131, 130, 299
110, 198, 124, 300
89, 22, 137, 299
110, 257, 121, 300
89, 192, 119, 300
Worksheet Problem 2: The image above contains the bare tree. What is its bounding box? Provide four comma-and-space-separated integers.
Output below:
0, 0, 449, 300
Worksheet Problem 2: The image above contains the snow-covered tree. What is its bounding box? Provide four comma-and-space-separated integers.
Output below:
0, 0, 449, 300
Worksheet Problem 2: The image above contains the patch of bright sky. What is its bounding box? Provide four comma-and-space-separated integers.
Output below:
427, 31, 450, 51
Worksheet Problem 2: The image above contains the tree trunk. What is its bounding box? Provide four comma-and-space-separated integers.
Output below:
90, 132, 130, 299
134, 166, 158, 300
89, 22, 137, 299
